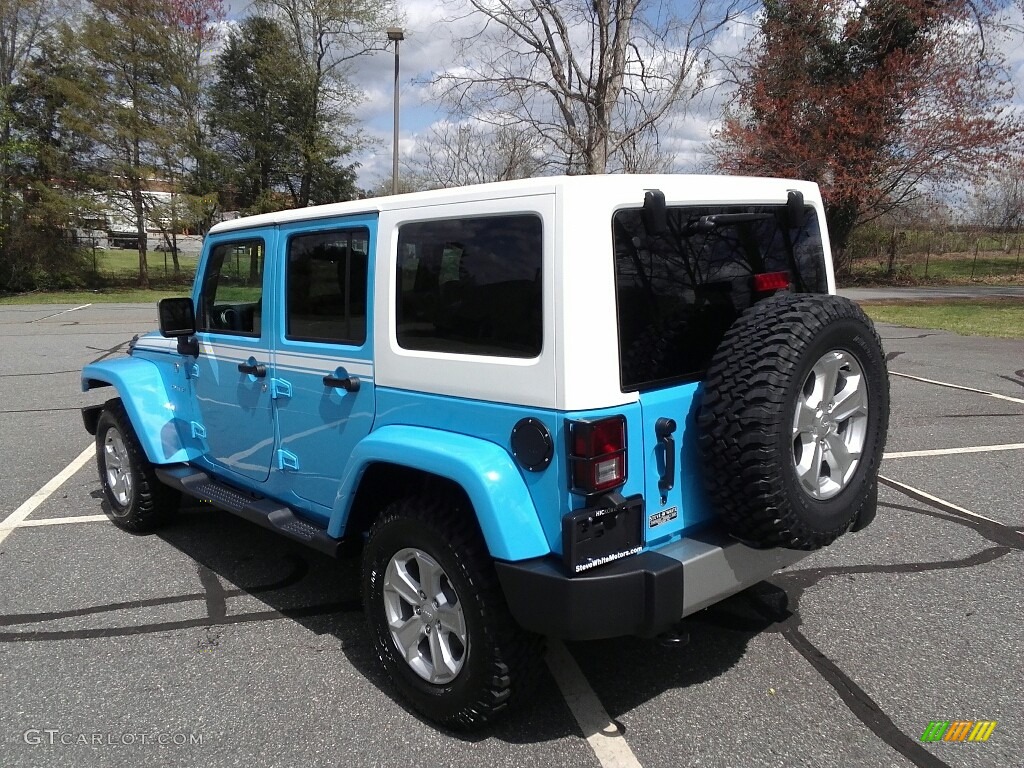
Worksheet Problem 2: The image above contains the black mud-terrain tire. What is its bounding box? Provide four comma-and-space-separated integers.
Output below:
697, 293, 889, 550
362, 496, 543, 729
95, 399, 179, 532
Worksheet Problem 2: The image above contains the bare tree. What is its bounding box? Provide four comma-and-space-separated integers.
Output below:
0, 0, 64, 92
253, 0, 396, 205
70, 0, 205, 287
160, 0, 225, 271
255, 0, 395, 70
614, 125, 675, 173
972, 160, 1024, 250
0, 0, 67, 237
433, 0, 750, 175
408, 121, 544, 188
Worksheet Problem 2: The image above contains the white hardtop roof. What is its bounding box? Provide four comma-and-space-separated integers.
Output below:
208, 174, 818, 235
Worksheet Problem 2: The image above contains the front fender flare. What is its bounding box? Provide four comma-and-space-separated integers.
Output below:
82, 358, 200, 464
330, 425, 550, 562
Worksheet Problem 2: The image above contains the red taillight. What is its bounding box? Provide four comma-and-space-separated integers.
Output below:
753, 271, 790, 293
568, 416, 627, 494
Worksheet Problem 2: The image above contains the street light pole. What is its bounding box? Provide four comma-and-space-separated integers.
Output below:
387, 27, 405, 196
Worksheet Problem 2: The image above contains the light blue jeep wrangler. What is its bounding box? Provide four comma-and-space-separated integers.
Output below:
81, 175, 889, 728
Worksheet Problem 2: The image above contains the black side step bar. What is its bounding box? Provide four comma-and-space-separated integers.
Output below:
155, 465, 341, 557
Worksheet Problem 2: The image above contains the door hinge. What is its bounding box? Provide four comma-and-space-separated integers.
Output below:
271, 378, 292, 399
190, 421, 207, 439
187, 363, 200, 379
275, 449, 299, 471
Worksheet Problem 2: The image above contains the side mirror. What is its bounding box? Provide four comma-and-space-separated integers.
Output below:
158, 297, 196, 337
158, 298, 199, 356
787, 190, 806, 229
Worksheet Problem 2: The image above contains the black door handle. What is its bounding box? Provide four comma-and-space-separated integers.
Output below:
323, 373, 360, 392
238, 361, 266, 378
655, 417, 677, 497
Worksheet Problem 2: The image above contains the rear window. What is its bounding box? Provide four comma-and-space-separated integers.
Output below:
614, 205, 827, 390
396, 214, 542, 358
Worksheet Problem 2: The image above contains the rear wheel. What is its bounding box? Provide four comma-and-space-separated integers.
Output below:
382, 546, 470, 685
697, 293, 889, 549
791, 349, 870, 501
362, 496, 542, 729
95, 399, 178, 532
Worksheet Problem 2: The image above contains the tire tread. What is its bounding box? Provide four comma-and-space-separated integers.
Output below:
363, 495, 544, 729
96, 398, 178, 532
697, 293, 889, 549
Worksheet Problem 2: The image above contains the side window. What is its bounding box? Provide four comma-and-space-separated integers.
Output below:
396, 214, 542, 358
286, 228, 369, 345
196, 239, 265, 336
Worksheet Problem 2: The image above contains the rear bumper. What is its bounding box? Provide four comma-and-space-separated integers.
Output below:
494, 526, 808, 641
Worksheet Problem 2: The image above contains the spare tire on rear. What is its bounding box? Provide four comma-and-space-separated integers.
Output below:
697, 293, 889, 550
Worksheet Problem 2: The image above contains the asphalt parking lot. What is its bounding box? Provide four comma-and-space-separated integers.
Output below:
1, 302, 1021, 768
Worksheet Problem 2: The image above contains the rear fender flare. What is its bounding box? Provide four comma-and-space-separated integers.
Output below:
330, 425, 550, 561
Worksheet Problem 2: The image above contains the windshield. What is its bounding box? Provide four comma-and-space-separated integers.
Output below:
614, 204, 827, 390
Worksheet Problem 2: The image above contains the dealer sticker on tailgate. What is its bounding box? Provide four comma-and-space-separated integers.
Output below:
649, 506, 678, 528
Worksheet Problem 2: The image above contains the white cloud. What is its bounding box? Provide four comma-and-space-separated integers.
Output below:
993, 4, 1024, 101
259, 0, 1023, 189
346, 0, 490, 186
348, 1, 762, 187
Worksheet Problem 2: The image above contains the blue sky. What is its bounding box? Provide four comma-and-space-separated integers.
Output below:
224, 1, 1024, 190
345, 0, 754, 185
222, 0, 756, 186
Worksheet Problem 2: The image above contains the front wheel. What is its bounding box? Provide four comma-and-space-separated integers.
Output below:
361, 496, 542, 729
95, 399, 178, 532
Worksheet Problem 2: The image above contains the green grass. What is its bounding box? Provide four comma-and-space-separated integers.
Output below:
0, 288, 262, 305
97, 247, 198, 265
0, 247, 200, 302
861, 299, 1024, 339
88, 247, 198, 276
0, 288, 187, 304
847, 250, 1024, 285
907, 253, 1022, 281
214, 286, 262, 302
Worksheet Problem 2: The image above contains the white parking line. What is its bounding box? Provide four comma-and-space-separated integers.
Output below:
879, 475, 1022, 537
13, 515, 108, 528
545, 639, 643, 768
28, 303, 92, 323
884, 443, 1024, 459
0, 444, 95, 545
890, 371, 1024, 405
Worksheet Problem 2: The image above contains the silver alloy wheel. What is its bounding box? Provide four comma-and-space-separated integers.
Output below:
103, 427, 134, 511
383, 547, 468, 684
791, 350, 869, 501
